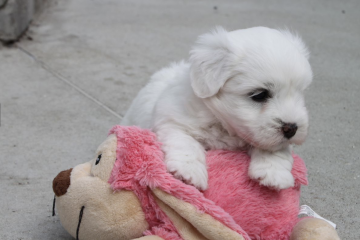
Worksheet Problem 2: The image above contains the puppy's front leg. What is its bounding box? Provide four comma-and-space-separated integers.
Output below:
156, 126, 208, 190
248, 146, 294, 190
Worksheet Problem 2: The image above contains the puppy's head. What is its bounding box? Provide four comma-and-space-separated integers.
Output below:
190, 27, 312, 151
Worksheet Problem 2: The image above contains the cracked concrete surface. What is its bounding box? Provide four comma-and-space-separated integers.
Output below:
0, 0, 359, 239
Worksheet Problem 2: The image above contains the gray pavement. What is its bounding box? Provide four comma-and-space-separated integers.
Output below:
0, 0, 359, 239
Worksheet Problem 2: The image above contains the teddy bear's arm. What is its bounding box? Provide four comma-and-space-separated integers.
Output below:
290, 218, 341, 240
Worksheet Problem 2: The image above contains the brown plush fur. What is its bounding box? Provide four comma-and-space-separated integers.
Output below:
53, 168, 72, 197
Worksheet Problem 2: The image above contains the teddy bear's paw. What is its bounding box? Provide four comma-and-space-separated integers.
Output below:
166, 159, 208, 191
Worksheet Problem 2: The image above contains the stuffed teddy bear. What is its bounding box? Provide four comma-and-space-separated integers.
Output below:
52, 125, 340, 240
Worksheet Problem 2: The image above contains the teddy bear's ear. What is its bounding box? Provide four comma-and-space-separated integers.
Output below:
151, 189, 247, 240
90, 134, 118, 182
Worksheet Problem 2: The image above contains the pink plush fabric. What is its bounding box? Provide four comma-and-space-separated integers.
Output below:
108, 125, 250, 240
108, 125, 308, 240
204, 150, 308, 240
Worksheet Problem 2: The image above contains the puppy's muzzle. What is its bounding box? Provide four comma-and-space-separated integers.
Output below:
53, 168, 72, 197
282, 123, 298, 139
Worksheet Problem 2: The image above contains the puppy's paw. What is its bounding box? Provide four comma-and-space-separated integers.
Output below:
249, 149, 294, 190
166, 160, 208, 191
249, 165, 294, 190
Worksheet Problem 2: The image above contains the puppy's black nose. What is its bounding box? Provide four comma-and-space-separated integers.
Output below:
282, 123, 298, 139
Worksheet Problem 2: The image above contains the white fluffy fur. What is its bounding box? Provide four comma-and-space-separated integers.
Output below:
122, 26, 312, 190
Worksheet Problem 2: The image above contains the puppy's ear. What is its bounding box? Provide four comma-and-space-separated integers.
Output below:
190, 27, 235, 98
279, 30, 310, 60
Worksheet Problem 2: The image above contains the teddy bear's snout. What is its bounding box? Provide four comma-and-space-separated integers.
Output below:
53, 168, 73, 197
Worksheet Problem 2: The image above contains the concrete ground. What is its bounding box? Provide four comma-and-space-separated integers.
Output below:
0, 0, 359, 239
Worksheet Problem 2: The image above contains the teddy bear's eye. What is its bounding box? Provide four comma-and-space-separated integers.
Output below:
95, 154, 102, 165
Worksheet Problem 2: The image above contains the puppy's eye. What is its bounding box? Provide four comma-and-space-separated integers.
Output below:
95, 154, 102, 165
250, 90, 270, 102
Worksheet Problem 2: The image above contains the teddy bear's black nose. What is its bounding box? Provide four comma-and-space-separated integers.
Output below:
53, 168, 72, 197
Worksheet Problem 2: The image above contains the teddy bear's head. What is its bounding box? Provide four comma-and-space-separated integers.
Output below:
52, 133, 148, 240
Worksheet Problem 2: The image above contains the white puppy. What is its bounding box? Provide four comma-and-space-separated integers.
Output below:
122, 26, 312, 191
